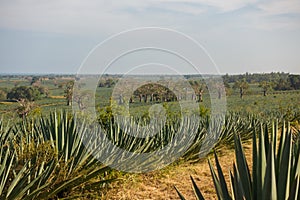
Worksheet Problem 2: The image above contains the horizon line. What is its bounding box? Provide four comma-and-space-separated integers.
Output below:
0, 71, 298, 76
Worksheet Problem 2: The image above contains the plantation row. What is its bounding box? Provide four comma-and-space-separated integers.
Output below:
0, 111, 299, 199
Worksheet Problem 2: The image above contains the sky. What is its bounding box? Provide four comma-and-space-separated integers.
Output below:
0, 0, 300, 75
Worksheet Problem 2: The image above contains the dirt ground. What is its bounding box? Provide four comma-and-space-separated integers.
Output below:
102, 142, 253, 200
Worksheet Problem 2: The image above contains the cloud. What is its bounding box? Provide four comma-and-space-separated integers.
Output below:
258, 0, 300, 16
0, 0, 205, 35
239, 0, 300, 31
156, 0, 258, 12
151, 2, 206, 15
0, 0, 299, 35
1, 0, 300, 74
0, 0, 143, 35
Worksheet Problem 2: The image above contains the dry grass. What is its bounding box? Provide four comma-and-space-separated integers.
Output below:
0, 101, 14, 105
102, 143, 254, 200
49, 95, 65, 99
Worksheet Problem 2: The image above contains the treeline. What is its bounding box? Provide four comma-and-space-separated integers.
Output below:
222, 72, 300, 90
0, 74, 74, 79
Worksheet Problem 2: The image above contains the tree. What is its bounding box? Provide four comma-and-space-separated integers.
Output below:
30, 76, 40, 85
7, 86, 42, 101
224, 82, 232, 96
233, 79, 249, 99
64, 81, 74, 106
58, 83, 64, 89
274, 78, 292, 91
0, 89, 7, 100
14, 81, 19, 87
289, 75, 300, 90
133, 83, 177, 103
73, 90, 92, 110
196, 88, 204, 102
189, 81, 206, 102
98, 78, 117, 88
259, 81, 273, 96
16, 99, 36, 119
36, 86, 50, 97
214, 82, 225, 100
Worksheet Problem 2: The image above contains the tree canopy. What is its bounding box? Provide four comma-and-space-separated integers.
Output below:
7, 86, 43, 101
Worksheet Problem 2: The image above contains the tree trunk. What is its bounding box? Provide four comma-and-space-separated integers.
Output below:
118, 95, 123, 105
240, 88, 243, 99
218, 88, 222, 99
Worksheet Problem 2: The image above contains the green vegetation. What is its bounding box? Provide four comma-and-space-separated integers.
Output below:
6, 86, 45, 101
0, 73, 299, 199
233, 78, 249, 99
176, 122, 300, 199
0, 112, 113, 199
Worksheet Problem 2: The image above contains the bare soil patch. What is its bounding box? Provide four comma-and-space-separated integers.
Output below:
102, 144, 253, 200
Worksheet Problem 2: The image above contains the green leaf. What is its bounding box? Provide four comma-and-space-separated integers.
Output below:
288, 176, 299, 200
208, 159, 223, 200
214, 152, 231, 200
252, 125, 258, 199
263, 141, 277, 200
190, 176, 205, 200
257, 124, 267, 198
234, 133, 252, 200
39, 166, 110, 199
174, 186, 186, 200
231, 164, 244, 200
277, 130, 292, 199
6, 163, 28, 198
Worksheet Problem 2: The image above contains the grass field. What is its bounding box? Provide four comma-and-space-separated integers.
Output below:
1, 84, 299, 121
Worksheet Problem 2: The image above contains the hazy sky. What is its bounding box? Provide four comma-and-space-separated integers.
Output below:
0, 0, 299, 74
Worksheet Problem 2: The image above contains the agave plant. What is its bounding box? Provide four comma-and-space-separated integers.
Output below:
0, 112, 113, 199
182, 113, 262, 162
0, 118, 54, 200
176, 122, 300, 199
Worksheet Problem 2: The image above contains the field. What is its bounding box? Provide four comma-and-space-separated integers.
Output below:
0, 74, 299, 199
0, 75, 299, 119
